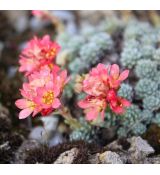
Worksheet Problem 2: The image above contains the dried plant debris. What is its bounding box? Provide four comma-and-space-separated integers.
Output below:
0, 132, 24, 163
25, 140, 104, 164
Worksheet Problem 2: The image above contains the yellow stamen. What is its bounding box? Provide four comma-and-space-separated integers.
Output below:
42, 90, 54, 105
28, 101, 36, 110
48, 63, 54, 70
46, 48, 56, 58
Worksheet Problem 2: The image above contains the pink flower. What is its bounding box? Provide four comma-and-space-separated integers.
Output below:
82, 63, 129, 97
15, 83, 41, 119
109, 96, 131, 114
53, 69, 70, 93
19, 35, 60, 76
28, 64, 60, 89
107, 89, 131, 114
16, 34, 70, 120
83, 64, 110, 97
34, 83, 61, 111
15, 99, 37, 119
108, 64, 129, 89
78, 63, 131, 121
15, 66, 69, 119
78, 96, 107, 121
33, 68, 69, 115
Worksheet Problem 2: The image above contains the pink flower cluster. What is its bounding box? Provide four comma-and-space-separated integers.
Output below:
15, 35, 69, 119
19, 35, 60, 76
78, 64, 131, 121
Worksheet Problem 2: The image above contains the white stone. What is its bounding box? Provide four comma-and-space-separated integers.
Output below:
40, 116, 59, 132
99, 151, 123, 164
54, 148, 79, 164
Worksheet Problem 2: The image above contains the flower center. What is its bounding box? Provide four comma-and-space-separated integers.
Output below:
42, 90, 54, 105
45, 48, 56, 58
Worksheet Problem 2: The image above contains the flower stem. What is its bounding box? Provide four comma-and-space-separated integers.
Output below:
54, 106, 82, 130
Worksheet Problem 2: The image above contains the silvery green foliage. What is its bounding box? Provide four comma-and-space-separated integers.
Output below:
135, 60, 158, 79
118, 83, 133, 101
124, 20, 153, 40
143, 95, 160, 111
141, 45, 155, 59
117, 105, 146, 137
69, 57, 89, 73
135, 79, 158, 99
153, 71, 160, 85
141, 110, 153, 125
155, 27, 160, 43
76, 93, 86, 101
117, 127, 128, 137
69, 32, 113, 73
120, 21, 160, 136
89, 32, 113, 51
66, 36, 85, 54
56, 32, 70, 48
118, 125, 145, 139
121, 39, 142, 68
152, 113, 160, 126
153, 48, 160, 61
80, 42, 104, 65
81, 25, 97, 38
61, 19, 160, 139
141, 33, 157, 46
131, 123, 147, 136
103, 111, 117, 128
63, 82, 74, 99
117, 105, 141, 136
57, 34, 86, 63
69, 117, 95, 143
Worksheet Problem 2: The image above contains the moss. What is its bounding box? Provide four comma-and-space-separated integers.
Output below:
25, 140, 103, 164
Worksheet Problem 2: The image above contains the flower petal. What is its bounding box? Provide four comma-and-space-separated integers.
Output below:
15, 99, 29, 109
32, 107, 42, 117
119, 70, 129, 81
19, 108, 33, 119
78, 99, 91, 109
86, 109, 98, 121
52, 85, 60, 97
36, 87, 45, 96
110, 64, 119, 79
41, 108, 53, 116
112, 106, 124, 114
52, 98, 61, 108
120, 98, 131, 107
